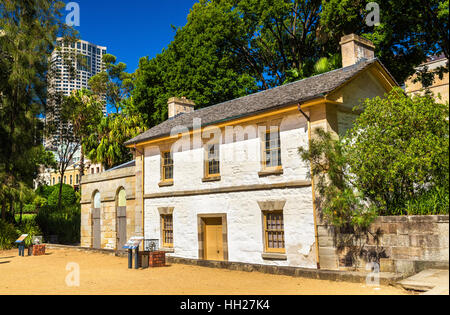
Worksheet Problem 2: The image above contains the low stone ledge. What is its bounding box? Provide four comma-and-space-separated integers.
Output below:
376, 215, 449, 224
165, 256, 405, 285
45, 244, 118, 256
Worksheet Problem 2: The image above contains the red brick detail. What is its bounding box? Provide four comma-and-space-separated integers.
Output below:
32, 245, 46, 256
149, 251, 166, 268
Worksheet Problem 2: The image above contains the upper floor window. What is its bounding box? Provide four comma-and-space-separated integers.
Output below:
263, 129, 281, 169
205, 144, 220, 177
161, 151, 173, 182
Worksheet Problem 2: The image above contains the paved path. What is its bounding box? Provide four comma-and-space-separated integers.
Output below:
398, 269, 449, 295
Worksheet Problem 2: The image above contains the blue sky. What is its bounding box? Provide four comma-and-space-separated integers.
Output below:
68, 0, 198, 72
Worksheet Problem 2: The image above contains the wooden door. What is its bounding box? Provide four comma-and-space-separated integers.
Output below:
92, 208, 101, 249
117, 207, 127, 250
204, 217, 224, 261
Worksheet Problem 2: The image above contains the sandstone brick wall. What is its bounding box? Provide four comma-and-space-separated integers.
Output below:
80, 165, 141, 250
367, 215, 449, 262
318, 215, 449, 272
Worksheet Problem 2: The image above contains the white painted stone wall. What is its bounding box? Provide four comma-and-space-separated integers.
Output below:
143, 112, 317, 268
145, 188, 316, 268
144, 113, 310, 193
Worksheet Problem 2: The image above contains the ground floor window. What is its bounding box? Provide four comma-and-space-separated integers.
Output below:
263, 211, 285, 253
161, 214, 174, 248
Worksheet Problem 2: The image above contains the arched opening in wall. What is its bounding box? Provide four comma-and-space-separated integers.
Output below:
92, 191, 101, 249
116, 188, 127, 251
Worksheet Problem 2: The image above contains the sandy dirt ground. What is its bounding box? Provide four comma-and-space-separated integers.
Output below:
0, 248, 408, 295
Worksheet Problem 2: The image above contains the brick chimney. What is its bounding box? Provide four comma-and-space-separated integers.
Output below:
340, 34, 375, 68
168, 97, 195, 119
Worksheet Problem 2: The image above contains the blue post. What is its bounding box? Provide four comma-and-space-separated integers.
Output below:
18, 244, 24, 257
128, 249, 132, 269
134, 245, 139, 269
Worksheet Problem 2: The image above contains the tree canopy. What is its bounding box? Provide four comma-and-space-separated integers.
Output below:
0, 0, 75, 220
132, 0, 449, 128
300, 88, 449, 230
86, 55, 145, 170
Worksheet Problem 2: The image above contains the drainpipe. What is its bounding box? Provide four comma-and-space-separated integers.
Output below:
298, 104, 321, 270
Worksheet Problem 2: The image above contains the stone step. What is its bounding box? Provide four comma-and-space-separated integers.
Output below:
397, 269, 449, 294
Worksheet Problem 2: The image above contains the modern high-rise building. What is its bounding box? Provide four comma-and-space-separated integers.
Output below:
45, 38, 107, 149
49, 38, 108, 109
42, 38, 108, 178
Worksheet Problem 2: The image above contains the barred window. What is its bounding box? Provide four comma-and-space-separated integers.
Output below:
162, 152, 173, 181
206, 144, 220, 176
264, 130, 281, 169
264, 211, 285, 253
162, 214, 173, 248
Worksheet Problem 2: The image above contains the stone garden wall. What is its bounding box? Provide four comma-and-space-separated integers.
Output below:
318, 215, 449, 274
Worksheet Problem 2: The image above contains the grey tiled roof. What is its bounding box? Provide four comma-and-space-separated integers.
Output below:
106, 160, 135, 172
125, 58, 383, 146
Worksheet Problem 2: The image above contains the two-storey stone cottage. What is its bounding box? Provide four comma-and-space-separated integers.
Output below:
80, 34, 398, 270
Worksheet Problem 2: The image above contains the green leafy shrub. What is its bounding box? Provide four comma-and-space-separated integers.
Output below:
346, 88, 449, 215
22, 203, 36, 214
35, 204, 81, 245
17, 218, 42, 247
47, 184, 77, 208
35, 185, 56, 199
299, 129, 377, 232
392, 187, 450, 216
0, 220, 19, 250
299, 89, 449, 266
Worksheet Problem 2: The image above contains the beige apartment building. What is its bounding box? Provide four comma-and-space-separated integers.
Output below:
405, 54, 449, 104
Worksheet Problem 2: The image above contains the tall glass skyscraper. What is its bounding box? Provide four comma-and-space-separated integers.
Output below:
45, 38, 107, 148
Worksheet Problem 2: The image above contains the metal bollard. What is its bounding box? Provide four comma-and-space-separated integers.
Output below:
128, 249, 132, 269
134, 246, 139, 269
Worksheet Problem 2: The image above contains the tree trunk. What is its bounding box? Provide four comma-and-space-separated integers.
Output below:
58, 172, 64, 210
80, 146, 85, 178
9, 197, 14, 223
1, 200, 6, 221
19, 202, 23, 225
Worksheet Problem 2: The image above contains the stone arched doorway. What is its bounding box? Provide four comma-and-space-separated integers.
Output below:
92, 191, 101, 249
116, 188, 127, 250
